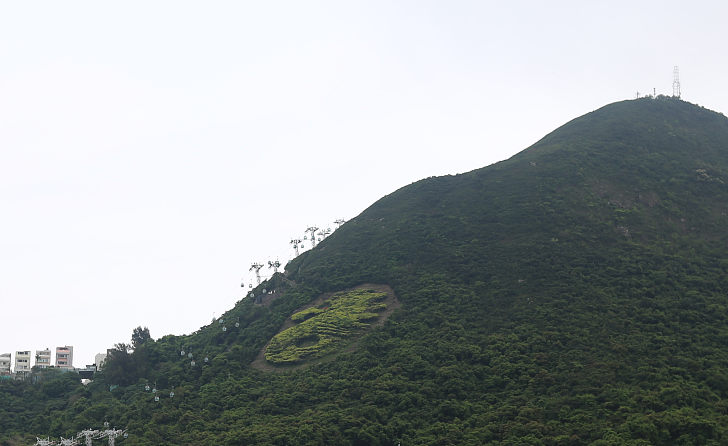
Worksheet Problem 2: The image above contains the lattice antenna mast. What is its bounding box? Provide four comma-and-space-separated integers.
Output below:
249, 263, 264, 285
290, 239, 302, 256
305, 226, 320, 248
673, 66, 681, 98
268, 260, 280, 273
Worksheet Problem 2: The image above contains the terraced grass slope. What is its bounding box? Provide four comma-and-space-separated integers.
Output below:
4, 96, 728, 445
265, 287, 390, 364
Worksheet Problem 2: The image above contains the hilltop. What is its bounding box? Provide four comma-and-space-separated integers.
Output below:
3, 96, 728, 445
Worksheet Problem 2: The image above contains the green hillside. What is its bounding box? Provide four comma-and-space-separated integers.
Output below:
4, 96, 728, 445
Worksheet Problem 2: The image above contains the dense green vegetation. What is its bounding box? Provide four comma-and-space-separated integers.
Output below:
0, 369, 93, 446
3, 96, 728, 445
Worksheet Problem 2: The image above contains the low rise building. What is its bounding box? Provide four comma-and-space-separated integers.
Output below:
35, 348, 52, 369
79, 364, 97, 380
55, 346, 73, 369
0, 353, 11, 375
15, 351, 31, 373
94, 352, 107, 371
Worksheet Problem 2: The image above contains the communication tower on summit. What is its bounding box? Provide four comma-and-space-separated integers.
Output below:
673, 66, 681, 98
249, 263, 264, 285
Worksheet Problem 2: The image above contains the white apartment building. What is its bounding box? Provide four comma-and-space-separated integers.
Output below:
0, 353, 11, 375
35, 348, 52, 369
15, 350, 31, 373
55, 345, 73, 369
94, 352, 107, 371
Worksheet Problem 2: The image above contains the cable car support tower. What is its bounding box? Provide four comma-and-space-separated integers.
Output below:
249, 263, 264, 285
305, 226, 320, 248
290, 238, 302, 256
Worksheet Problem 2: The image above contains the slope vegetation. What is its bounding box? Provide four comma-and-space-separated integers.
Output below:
4, 96, 728, 445
254, 284, 399, 368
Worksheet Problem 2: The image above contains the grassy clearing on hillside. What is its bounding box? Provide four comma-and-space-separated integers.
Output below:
265, 289, 388, 364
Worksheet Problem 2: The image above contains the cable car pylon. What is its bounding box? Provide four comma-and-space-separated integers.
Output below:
290, 238, 302, 256
305, 226, 320, 248
249, 263, 264, 285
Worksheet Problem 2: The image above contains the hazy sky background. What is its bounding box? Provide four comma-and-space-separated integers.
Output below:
2, 1, 727, 367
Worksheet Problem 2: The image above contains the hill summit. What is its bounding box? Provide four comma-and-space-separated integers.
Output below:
4, 96, 728, 445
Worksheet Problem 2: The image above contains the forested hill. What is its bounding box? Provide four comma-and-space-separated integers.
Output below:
4, 96, 728, 445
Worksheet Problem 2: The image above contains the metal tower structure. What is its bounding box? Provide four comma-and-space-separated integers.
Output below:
79, 430, 101, 446
334, 219, 346, 229
249, 263, 264, 285
79, 430, 95, 446
317, 228, 331, 241
104, 429, 126, 446
290, 238, 302, 256
673, 66, 681, 98
305, 226, 319, 248
268, 260, 281, 273
35, 426, 127, 446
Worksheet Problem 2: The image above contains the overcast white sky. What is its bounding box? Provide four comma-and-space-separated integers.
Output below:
2, 1, 727, 367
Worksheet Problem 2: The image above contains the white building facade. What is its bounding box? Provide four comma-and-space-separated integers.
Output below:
0, 353, 11, 375
15, 351, 31, 373
94, 352, 107, 371
35, 348, 52, 369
